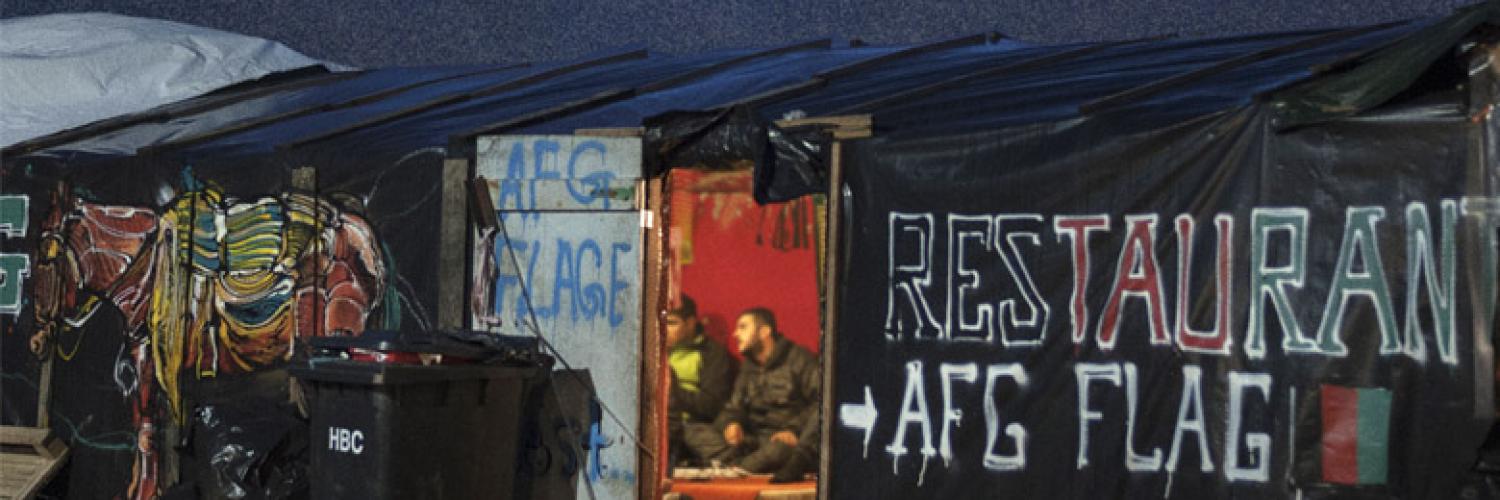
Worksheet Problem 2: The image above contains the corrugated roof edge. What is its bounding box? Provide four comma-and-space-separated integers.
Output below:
445, 39, 839, 149
278, 48, 650, 149
2, 65, 351, 158
138, 63, 533, 155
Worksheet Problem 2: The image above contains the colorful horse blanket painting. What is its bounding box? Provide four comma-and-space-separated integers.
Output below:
29, 178, 386, 499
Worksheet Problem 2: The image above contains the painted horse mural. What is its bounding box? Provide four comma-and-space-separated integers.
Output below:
28, 176, 386, 499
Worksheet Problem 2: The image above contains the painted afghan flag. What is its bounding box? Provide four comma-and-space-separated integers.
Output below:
1320, 384, 1393, 485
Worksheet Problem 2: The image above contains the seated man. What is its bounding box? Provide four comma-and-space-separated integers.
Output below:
692, 307, 820, 477
667, 296, 737, 466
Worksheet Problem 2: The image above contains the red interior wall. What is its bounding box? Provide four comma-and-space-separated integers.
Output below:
672, 172, 820, 356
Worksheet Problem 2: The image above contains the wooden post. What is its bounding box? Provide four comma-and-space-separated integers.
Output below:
817, 141, 845, 500
35, 357, 51, 429
438, 158, 470, 330
1465, 59, 1497, 419
639, 174, 668, 500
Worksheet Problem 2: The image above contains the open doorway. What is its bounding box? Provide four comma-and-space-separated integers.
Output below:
658, 166, 825, 499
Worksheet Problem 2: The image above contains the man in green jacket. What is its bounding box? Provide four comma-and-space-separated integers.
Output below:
694, 307, 820, 477
667, 296, 737, 466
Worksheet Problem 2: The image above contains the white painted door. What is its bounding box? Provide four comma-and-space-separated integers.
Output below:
473, 135, 643, 499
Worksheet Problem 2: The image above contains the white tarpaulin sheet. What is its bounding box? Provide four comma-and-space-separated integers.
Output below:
0, 13, 330, 147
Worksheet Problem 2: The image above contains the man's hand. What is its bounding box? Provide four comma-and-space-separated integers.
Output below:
770, 431, 798, 448
29, 327, 50, 356
724, 423, 744, 446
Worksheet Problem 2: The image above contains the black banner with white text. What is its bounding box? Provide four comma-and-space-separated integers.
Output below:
831, 105, 1498, 499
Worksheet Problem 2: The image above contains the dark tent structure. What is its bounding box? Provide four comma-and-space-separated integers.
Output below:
5, 2, 1500, 498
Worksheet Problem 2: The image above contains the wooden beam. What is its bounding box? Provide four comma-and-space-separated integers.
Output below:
639, 175, 669, 500
438, 158, 471, 330
35, 358, 51, 429
574, 127, 645, 137
774, 115, 872, 140
0, 426, 49, 448
817, 138, 848, 500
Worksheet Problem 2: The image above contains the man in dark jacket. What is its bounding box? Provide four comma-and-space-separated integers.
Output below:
693, 307, 820, 476
667, 296, 737, 466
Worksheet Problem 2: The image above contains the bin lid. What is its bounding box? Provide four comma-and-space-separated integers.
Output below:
309, 329, 543, 364
289, 358, 543, 385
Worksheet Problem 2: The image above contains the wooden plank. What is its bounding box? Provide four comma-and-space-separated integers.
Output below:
774, 115, 872, 140
774, 115, 872, 131
638, 175, 667, 500
34, 358, 50, 429
816, 140, 847, 500
39, 436, 63, 461
482, 179, 637, 212
574, 127, 644, 137
18, 449, 65, 500
0, 427, 47, 447
0, 456, 38, 470
1, 444, 66, 500
1, 456, 42, 493
438, 158, 470, 330
0, 453, 43, 471
760, 489, 817, 500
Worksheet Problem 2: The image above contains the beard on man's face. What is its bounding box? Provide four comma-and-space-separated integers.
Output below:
739, 334, 761, 358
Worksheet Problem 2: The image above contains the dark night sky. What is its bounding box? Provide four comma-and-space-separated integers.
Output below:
2, 0, 1478, 67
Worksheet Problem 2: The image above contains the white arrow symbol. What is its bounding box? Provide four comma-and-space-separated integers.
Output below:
839, 385, 879, 459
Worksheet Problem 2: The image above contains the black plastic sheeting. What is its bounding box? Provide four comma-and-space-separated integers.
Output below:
514, 44, 903, 135
642, 105, 831, 202
5, 7, 1452, 179
640, 16, 1459, 203
1270, 2, 1500, 128
172, 401, 309, 500
831, 85, 1496, 498
3, 5, 1472, 212
170, 48, 749, 163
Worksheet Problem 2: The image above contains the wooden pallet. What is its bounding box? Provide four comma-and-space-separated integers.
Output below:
0, 426, 68, 500
2, 356, 67, 500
